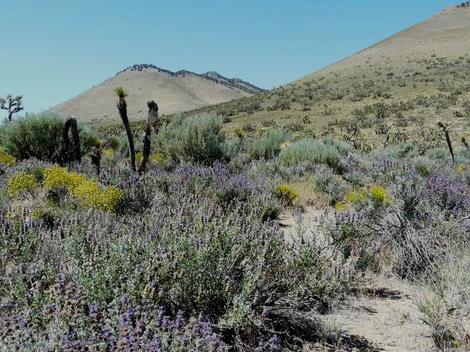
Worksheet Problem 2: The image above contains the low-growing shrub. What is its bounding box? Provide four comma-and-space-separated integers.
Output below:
246, 130, 289, 160
279, 139, 342, 172
0, 162, 356, 350
10, 165, 124, 212
314, 165, 348, 204
154, 113, 225, 164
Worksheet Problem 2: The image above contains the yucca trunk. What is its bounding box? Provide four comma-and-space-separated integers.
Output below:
62, 117, 81, 164
138, 100, 159, 174
117, 96, 136, 172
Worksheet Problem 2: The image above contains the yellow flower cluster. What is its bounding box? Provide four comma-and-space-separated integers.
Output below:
0, 147, 15, 166
43, 165, 123, 211
369, 185, 392, 204
456, 164, 467, 173
7, 172, 38, 197
276, 184, 299, 205
336, 184, 392, 211
335, 201, 350, 212
44, 165, 86, 189
345, 188, 368, 203
135, 152, 143, 164
71, 180, 122, 211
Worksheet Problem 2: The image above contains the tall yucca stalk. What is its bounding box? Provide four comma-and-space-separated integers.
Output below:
62, 117, 81, 164
437, 121, 455, 164
115, 87, 136, 172
138, 100, 159, 174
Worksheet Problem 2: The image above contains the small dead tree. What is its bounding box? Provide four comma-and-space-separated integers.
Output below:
138, 100, 159, 174
437, 122, 455, 163
0, 95, 24, 121
115, 87, 136, 172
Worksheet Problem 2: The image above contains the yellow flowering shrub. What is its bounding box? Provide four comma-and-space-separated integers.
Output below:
43, 165, 72, 189
43, 165, 88, 190
335, 201, 350, 212
276, 184, 299, 205
43, 165, 122, 211
369, 185, 392, 204
94, 186, 123, 212
345, 188, 368, 203
0, 147, 15, 166
338, 184, 392, 210
7, 172, 38, 197
70, 179, 101, 205
456, 164, 467, 173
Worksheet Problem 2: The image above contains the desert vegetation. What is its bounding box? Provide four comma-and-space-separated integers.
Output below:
0, 93, 468, 350
188, 53, 470, 155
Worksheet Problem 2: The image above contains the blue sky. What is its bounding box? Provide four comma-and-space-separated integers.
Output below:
0, 0, 458, 115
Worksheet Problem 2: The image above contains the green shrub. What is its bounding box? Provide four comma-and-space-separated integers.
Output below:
154, 113, 225, 164
279, 138, 342, 171
0, 113, 97, 163
246, 130, 289, 160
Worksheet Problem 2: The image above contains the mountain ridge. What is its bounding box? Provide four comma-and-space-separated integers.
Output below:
115, 64, 264, 95
52, 64, 263, 123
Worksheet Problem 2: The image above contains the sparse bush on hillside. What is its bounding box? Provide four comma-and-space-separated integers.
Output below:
154, 113, 225, 165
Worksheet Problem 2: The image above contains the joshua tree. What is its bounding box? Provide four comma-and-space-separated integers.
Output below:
0, 95, 24, 121
437, 122, 455, 163
62, 117, 81, 164
462, 137, 469, 151
138, 100, 159, 174
90, 147, 102, 175
115, 87, 136, 172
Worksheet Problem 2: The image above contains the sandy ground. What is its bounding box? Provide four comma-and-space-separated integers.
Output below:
279, 207, 434, 351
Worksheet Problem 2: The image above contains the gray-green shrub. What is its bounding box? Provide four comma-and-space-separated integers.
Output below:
0, 112, 97, 163
279, 138, 342, 171
246, 130, 289, 160
154, 113, 225, 164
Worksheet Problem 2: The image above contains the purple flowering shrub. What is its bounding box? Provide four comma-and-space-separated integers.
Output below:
330, 155, 470, 278
1, 129, 468, 351
0, 160, 352, 350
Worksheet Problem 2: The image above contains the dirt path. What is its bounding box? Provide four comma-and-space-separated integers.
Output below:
322, 276, 434, 351
279, 207, 435, 352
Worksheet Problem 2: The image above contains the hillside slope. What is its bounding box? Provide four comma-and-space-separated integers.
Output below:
203, 6, 470, 149
52, 64, 263, 124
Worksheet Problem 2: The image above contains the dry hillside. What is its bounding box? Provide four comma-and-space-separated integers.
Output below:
52, 64, 263, 124
201, 6, 470, 149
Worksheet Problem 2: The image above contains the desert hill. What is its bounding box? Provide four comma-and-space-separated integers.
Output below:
52, 64, 263, 124
201, 6, 470, 148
